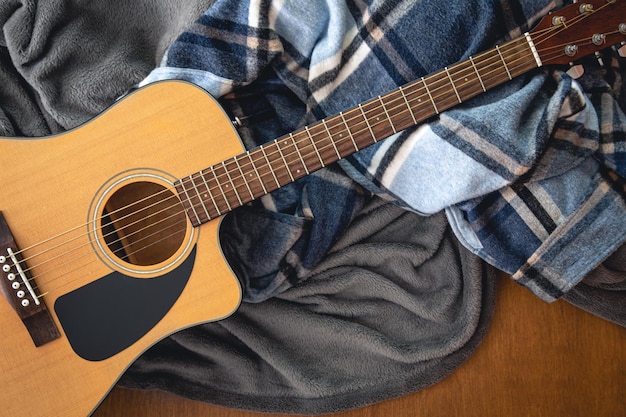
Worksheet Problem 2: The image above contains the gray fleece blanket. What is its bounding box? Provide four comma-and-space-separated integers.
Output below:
122, 199, 494, 414
0, 0, 623, 414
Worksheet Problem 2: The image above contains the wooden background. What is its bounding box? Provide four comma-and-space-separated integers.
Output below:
94, 272, 626, 417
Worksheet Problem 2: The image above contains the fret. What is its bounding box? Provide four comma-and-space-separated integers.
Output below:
210, 165, 232, 211
381, 90, 417, 132
339, 112, 359, 152
275, 141, 295, 182
470, 52, 509, 91
248, 148, 275, 193
308, 123, 339, 165
495, 45, 513, 80
222, 161, 243, 206
360, 98, 397, 141
275, 136, 307, 179
199, 170, 222, 215
292, 130, 325, 172
243, 151, 268, 195
187, 176, 207, 222
322, 115, 357, 158
262, 141, 292, 185
468, 56, 486, 92
358, 104, 377, 142
177, 177, 201, 225
266, 141, 295, 186
321, 119, 341, 159
360, 102, 383, 138
189, 173, 211, 221
259, 145, 281, 188
177, 30, 550, 229
405, 84, 428, 119
444, 67, 462, 103
506, 37, 540, 78
304, 127, 325, 167
289, 133, 309, 175
446, 61, 492, 103
233, 155, 255, 200
378, 96, 397, 134
421, 77, 439, 114
398, 85, 418, 124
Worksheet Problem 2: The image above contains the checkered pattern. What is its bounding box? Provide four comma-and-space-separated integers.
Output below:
141, 0, 626, 301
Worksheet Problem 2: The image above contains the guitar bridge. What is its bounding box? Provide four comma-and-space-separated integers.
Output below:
0, 212, 60, 346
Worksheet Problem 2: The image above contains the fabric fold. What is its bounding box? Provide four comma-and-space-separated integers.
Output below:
120, 198, 496, 414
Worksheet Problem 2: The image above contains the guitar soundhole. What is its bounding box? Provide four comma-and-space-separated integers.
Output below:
101, 181, 187, 266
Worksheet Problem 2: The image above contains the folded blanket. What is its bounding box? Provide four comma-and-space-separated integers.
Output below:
563, 242, 626, 327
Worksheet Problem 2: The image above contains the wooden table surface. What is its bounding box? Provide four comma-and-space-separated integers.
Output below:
94, 272, 626, 417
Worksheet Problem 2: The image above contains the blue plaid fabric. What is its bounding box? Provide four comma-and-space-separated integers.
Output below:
141, 0, 626, 302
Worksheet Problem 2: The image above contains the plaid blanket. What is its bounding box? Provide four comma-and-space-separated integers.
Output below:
141, 0, 626, 302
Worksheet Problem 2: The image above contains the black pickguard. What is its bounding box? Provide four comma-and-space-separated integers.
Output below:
55, 246, 196, 361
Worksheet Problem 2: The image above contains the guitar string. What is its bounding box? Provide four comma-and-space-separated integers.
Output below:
28, 219, 191, 298
176, 15, 616, 219
25, 28, 607, 295
16, 51, 539, 291
12, 13, 607, 292
38, 10, 618, 293
134, 30, 548, 209
12, 28, 539, 266
9, 3, 602, 264
163, 25, 567, 214
175, 23, 590, 216
17, 194, 186, 280
179, 8, 613, 213
14, 22, 573, 286
13, 23, 584, 279
14, 31, 542, 273
164, 5, 617, 222
91, 5, 623, 279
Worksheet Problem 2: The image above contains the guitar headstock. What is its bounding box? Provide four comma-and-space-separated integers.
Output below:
530, 0, 626, 65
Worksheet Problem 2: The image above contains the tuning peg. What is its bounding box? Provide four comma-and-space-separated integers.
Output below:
595, 52, 605, 67
566, 63, 584, 79
578, 3, 593, 14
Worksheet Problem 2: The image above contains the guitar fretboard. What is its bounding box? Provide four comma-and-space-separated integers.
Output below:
175, 35, 539, 226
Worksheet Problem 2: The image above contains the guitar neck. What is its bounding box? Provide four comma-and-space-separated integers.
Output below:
175, 34, 539, 226
173, 0, 626, 226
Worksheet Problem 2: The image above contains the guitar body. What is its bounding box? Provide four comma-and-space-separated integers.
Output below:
0, 81, 242, 417
0, 2, 624, 416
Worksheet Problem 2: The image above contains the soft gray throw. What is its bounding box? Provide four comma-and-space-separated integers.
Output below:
0, 0, 622, 415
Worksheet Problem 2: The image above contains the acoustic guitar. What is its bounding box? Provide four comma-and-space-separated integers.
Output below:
1, 1, 624, 415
